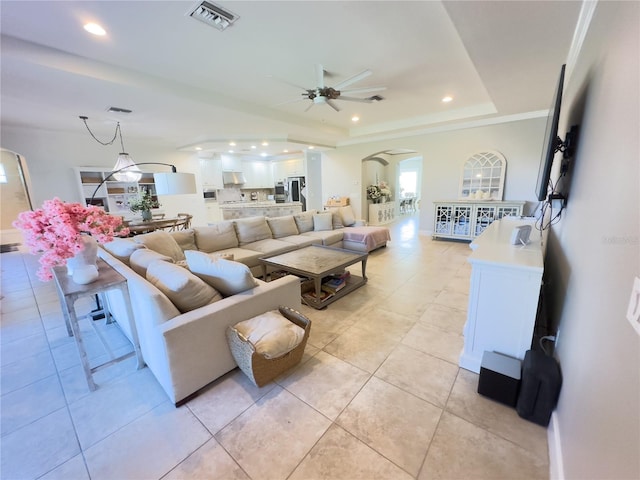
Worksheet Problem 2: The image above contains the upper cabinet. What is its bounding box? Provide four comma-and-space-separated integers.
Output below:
242, 159, 273, 188
200, 158, 223, 188
459, 151, 506, 200
272, 157, 305, 183
221, 155, 242, 172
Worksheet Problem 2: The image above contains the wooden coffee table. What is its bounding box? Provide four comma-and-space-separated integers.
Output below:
260, 245, 368, 309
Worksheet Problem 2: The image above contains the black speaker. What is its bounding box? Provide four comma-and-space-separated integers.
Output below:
516, 349, 562, 426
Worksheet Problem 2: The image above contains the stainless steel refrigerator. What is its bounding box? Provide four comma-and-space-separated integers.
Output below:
287, 176, 306, 211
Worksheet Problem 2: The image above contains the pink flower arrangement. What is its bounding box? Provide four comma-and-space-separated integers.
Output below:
13, 198, 129, 281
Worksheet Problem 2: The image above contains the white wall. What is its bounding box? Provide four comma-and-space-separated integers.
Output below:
544, 2, 639, 478
0, 126, 206, 226
324, 117, 546, 231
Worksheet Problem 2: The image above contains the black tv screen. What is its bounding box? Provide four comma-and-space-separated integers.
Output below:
536, 64, 566, 201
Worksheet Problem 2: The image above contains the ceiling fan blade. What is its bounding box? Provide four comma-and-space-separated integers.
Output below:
337, 96, 374, 103
273, 97, 308, 107
333, 69, 372, 90
315, 64, 325, 88
326, 99, 341, 112
304, 102, 315, 112
340, 86, 387, 95
267, 75, 309, 92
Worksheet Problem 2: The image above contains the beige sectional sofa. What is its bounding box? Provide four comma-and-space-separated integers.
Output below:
96, 208, 389, 405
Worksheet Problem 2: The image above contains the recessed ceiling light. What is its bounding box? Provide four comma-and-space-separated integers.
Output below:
308, 146, 315, 150
283, 149, 289, 153
260, 152, 268, 157
352, 116, 360, 122
228, 149, 234, 153
229, 141, 236, 146
262, 141, 269, 146
195, 147, 202, 151
84, 22, 106, 36
251, 145, 257, 149
442, 96, 453, 103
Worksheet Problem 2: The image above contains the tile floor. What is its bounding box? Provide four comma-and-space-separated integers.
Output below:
0, 214, 549, 479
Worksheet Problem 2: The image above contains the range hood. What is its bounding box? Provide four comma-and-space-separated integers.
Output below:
222, 171, 246, 185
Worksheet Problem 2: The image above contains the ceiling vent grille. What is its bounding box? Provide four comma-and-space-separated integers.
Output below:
187, 1, 238, 31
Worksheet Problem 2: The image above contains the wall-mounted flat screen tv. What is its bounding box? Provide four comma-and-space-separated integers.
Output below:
536, 64, 566, 201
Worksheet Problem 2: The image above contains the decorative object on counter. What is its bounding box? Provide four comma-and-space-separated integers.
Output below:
367, 180, 392, 204
325, 196, 350, 207
129, 190, 160, 221
13, 198, 129, 281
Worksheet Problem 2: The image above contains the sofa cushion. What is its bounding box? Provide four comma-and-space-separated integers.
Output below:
170, 229, 197, 252
129, 249, 174, 277
133, 231, 185, 261
193, 222, 238, 252
212, 247, 264, 269
241, 238, 298, 256
302, 230, 344, 246
234, 217, 273, 246
185, 250, 258, 296
293, 210, 316, 233
146, 260, 222, 313
101, 239, 145, 266
278, 235, 319, 248
339, 205, 357, 227
232, 310, 305, 359
266, 215, 299, 239
313, 212, 333, 231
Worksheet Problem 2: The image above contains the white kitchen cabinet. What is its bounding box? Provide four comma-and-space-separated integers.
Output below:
272, 158, 304, 182
221, 155, 242, 172
433, 200, 525, 240
200, 158, 223, 188
205, 202, 222, 223
368, 202, 395, 225
460, 217, 544, 373
242, 159, 273, 188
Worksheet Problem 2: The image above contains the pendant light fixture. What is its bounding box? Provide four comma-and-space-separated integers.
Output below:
79, 116, 142, 182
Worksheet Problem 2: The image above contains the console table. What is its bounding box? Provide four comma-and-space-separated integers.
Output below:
369, 201, 395, 225
459, 217, 544, 373
52, 259, 144, 390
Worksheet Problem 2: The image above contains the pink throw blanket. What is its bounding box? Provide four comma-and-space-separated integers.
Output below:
343, 226, 391, 250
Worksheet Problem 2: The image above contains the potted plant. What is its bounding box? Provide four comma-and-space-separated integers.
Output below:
13, 198, 129, 281
129, 190, 160, 221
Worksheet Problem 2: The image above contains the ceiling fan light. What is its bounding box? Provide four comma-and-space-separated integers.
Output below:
112, 154, 143, 182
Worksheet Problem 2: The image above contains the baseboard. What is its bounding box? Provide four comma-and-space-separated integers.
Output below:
548, 411, 565, 480
419, 229, 433, 237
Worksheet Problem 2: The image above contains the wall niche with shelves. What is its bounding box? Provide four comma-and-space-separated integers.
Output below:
459, 151, 506, 200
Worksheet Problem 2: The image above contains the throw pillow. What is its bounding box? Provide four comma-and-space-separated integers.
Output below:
194, 222, 238, 252
339, 205, 356, 227
146, 260, 222, 313
293, 210, 316, 233
130, 249, 173, 277
313, 212, 333, 231
185, 250, 258, 296
266, 215, 299, 239
234, 216, 273, 246
331, 211, 344, 229
170, 229, 197, 252
232, 310, 305, 359
133, 231, 185, 261
101, 239, 145, 266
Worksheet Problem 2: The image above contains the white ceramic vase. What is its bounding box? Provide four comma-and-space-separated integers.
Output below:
66, 235, 99, 284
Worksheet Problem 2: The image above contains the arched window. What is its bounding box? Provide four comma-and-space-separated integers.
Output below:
459, 151, 506, 200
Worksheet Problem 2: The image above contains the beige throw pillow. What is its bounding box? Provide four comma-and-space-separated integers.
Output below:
185, 250, 258, 296
339, 205, 357, 227
267, 216, 299, 239
101, 239, 145, 265
194, 222, 238, 252
129, 249, 173, 277
233, 310, 305, 359
170, 229, 197, 252
146, 260, 222, 313
313, 212, 333, 231
133, 231, 185, 261
293, 210, 316, 233
234, 216, 273, 246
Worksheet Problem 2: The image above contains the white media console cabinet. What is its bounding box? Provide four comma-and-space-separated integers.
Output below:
459, 217, 545, 373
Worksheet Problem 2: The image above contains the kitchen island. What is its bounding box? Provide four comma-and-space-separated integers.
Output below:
220, 201, 303, 220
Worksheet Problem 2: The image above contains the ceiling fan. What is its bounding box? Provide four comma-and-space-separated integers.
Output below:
276, 64, 387, 112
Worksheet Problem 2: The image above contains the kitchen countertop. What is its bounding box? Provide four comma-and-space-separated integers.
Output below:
219, 201, 301, 208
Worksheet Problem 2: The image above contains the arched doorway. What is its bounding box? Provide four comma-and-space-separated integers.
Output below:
1, 149, 34, 248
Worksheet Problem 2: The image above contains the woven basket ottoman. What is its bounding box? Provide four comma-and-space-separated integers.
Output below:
226, 306, 311, 387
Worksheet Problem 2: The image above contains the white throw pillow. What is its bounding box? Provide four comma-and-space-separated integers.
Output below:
233, 310, 305, 359
313, 212, 333, 231
133, 231, 185, 261
185, 250, 258, 296
146, 260, 222, 313
339, 205, 357, 227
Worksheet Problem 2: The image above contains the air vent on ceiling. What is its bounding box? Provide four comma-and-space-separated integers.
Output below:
107, 106, 132, 114
187, 1, 238, 31
368, 95, 385, 102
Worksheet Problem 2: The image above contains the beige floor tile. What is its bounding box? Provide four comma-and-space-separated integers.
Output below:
433, 288, 469, 311
186, 368, 276, 435
290, 424, 414, 480
279, 350, 370, 420
0, 407, 80, 480
1, 348, 57, 394
323, 324, 400, 373
84, 401, 211, 480
375, 344, 458, 408
39, 453, 90, 480
419, 412, 548, 480
215, 386, 331, 480
402, 322, 464, 364
164, 438, 249, 480
446, 368, 549, 461
418, 303, 467, 335
337, 377, 443, 476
